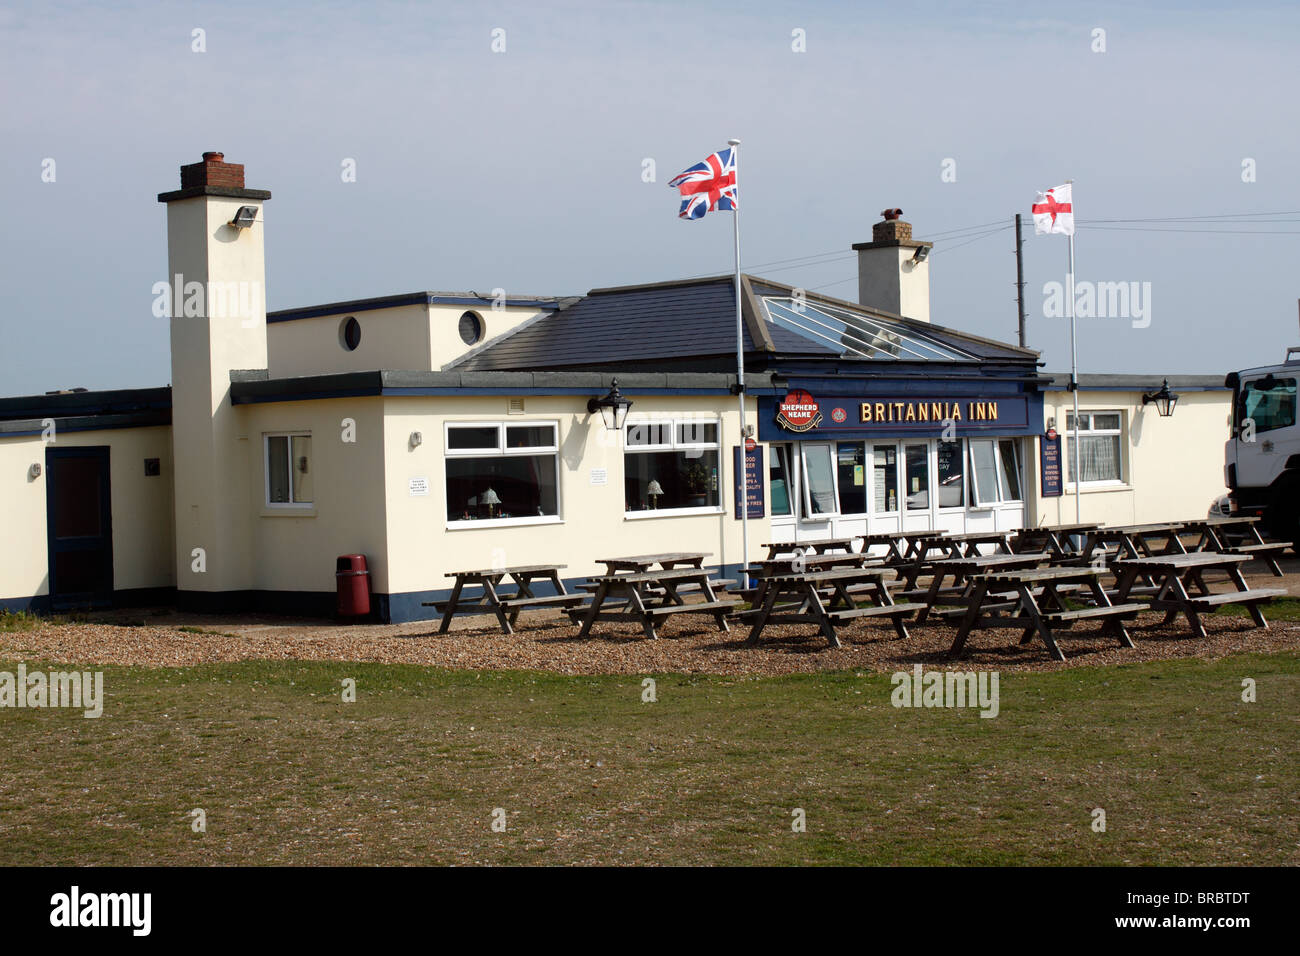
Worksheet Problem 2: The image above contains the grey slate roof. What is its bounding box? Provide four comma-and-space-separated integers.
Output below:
452, 276, 836, 372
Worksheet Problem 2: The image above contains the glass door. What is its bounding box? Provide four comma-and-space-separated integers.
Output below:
901, 441, 932, 533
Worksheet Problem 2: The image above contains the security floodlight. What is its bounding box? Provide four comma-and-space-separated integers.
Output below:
229, 205, 258, 229
588, 378, 633, 431
912, 246, 931, 264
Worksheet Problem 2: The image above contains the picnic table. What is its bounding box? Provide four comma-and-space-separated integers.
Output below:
761, 538, 860, 560
1181, 517, 1291, 576
596, 552, 708, 573
907, 551, 1052, 623
1111, 552, 1287, 637
860, 533, 911, 564
942, 530, 1017, 556
1083, 522, 1189, 562
570, 567, 738, 640
425, 564, 584, 635
900, 532, 962, 561
1010, 523, 1101, 561
948, 566, 1143, 662
741, 567, 923, 648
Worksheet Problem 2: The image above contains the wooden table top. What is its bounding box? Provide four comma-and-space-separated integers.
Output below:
588, 567, 716, 584
1185, 516, 1259, 527
944, 531, 1014, 542
1103, 522, 1188, 534
597, 552, 707, 566
1016, 523, 1102, 534
975, 566, 1102, 584
445, 564, 565, 578
931, 552, 1050, 570
762, 538, 859, 549
765, 566, 898, 584
1115, 552, 1251, 569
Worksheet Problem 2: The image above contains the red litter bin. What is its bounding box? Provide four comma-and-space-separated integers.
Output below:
336, 554, 371, 617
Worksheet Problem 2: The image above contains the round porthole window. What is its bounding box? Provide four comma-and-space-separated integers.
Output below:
339, 316, 361, 351
458, 311, 484, 346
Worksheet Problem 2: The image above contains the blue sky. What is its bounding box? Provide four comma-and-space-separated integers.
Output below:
3, 0, 1299, 393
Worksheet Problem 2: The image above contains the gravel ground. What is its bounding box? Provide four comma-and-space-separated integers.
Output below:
3, 604, 1298, 676
6, 562, 1296, 676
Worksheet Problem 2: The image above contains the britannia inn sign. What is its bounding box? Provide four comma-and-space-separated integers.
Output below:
0, 153, 1231, 620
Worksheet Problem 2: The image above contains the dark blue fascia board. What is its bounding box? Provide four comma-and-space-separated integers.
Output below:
232, 385, 743, 405
268, 293, 562, 323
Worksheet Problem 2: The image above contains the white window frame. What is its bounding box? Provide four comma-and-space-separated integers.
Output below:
444, 420, 562, 528
770, 443, 796, 518
623, 416, 724, 518
799, 442, 840, 519
969, 438, 1024, 506
264, 432, 314, 510
869, 442, 901, 516
1065, 412, 1125, 487
935, 438, 968, 512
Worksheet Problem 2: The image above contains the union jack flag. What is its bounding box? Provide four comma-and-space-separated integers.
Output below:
668, 147, 738, 220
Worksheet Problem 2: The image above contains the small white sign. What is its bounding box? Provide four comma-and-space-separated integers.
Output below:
590, 468, 608, 486
409, 477, 429, 496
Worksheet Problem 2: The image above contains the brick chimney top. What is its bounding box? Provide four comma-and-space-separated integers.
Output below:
159, 151, 271, 203
180, 151, 245, 190
873, 209, 913, 243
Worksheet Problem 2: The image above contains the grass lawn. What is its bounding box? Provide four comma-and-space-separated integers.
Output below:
0, 652, 1297, 865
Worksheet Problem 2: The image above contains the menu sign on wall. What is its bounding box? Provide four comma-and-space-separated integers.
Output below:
1040, 432, 1063, 497
733, 445, 765, 519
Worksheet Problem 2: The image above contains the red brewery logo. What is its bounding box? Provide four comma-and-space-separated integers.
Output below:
830, 406, 848, 424
775, 389, 823, 432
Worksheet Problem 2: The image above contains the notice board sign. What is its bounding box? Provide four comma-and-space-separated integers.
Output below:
1040, 434, 1063, 497
733, 445, 765, 519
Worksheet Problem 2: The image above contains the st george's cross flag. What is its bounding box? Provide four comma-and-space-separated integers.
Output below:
668, 147, 738, 220
1032, 183, 1075, 236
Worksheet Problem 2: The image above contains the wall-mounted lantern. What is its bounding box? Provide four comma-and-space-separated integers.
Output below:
1142, 379, 1179, 418
588, 378, 633, 431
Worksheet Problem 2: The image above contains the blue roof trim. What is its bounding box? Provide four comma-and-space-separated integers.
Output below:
268, 293, 562, 323
232, 385, 746, 405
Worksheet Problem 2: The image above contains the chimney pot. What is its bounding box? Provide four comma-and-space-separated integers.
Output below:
202, 151, 224, 162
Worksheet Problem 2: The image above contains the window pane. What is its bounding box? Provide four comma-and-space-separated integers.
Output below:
1066, 413, 1087, 431
505, 424, 555, 449
1068, 435, 1121, 483
770, 446, 792, 516
970, 440, 998, 505
936, 440, 964, 508
624, 449, 719, 511
836, 442, 867, 514
625, 422, 671, 447
291, 435, 313, 504
676, 422, 718, 445
872, 444, 898, 513
802, 444, 837, 516
448, 426, 499, 450
1243, 379, 1297, 433
267, 436, 290, 503
904, 443, 929, 510
997, 439, 1021, 501
1092, 413, 1121, 431
446, 454, 558, 520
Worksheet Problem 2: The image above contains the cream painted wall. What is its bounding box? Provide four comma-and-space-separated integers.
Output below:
856, 246, 931, 323
429, 303, 541, 369
266, 302, 551, 378
381, 393, 763, 595
267, 304, 431, 377
1029, 389, 1231, 526
0, 426, 175, 601
235, 397, 389, 594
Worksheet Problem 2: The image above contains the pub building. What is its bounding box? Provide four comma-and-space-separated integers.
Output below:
0, 155, 1228, 621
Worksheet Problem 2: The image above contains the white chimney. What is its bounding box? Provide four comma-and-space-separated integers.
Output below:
158, 152, 270, 599
852, 208, 932, 323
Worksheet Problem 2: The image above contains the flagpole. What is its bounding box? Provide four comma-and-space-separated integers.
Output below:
728, 138, 750, 588
1066, 179, 1081, 524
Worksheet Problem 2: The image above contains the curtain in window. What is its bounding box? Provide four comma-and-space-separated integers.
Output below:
1070, 435, 1120, 482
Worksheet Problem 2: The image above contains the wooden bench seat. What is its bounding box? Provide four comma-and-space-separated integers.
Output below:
824, 602, 925, 622
496, 593, 587, 610
1185, 588, 1287, 608
1041, 603, 1144, 622
644, 599, 741, 616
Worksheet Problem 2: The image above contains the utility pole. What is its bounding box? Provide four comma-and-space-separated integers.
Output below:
1015, 213, 1027, 348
